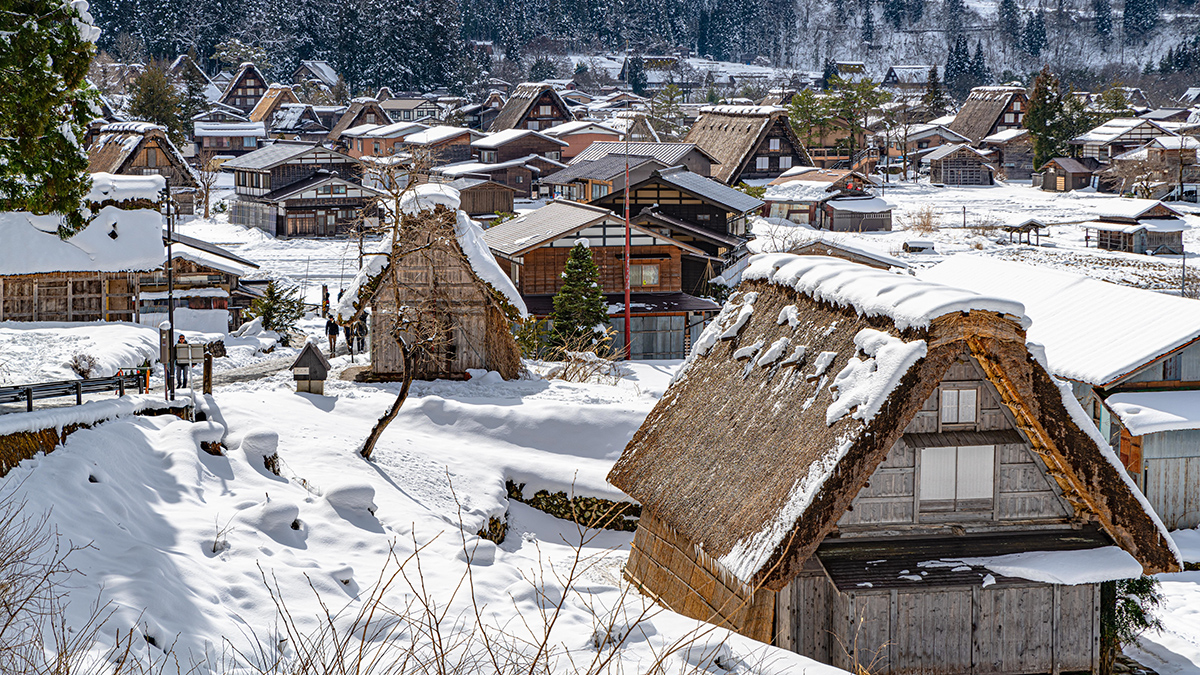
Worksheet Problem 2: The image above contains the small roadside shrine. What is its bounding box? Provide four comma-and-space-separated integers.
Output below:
291, 342, 331, 394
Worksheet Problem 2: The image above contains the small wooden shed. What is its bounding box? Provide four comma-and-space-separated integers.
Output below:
1038, 157, 1100, 192
337, 186, 525, 381
926, 144, 995, 186
608, 254, 1180, 675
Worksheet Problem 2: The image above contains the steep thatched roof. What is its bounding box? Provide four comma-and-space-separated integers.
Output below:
86, 122, 198, 188
947, 86, 1024, 142
684, 106, 813, 184
608, 254, 1180, 590
249, 84, 300, 123
327, 99, 390, 143
488, 83, 572, 132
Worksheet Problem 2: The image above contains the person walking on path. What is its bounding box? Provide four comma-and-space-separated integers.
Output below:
325, 316, 340, 356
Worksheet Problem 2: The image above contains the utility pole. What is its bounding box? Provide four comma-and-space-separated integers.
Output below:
623, 130, 632, 359
165, 179, 176, 402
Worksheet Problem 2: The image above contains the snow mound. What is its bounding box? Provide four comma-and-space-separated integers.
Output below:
400, 183, 462, 214
826, 329, 928, 425
324, 482, 378, 516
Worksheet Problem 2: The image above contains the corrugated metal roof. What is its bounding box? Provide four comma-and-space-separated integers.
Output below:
541, 155, 662, 184
571, 141, 712, 166
221, 142, 330, 170
482, 200, 614, 256
654, 167, 764, 214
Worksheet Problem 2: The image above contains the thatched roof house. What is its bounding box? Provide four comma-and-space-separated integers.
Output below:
87, 122, 199, 214
685, 106, 813, 185
488, 83, 574, 132
608, 253, 1179, 673
947, 86, 1027, 143
336, 185, 525, 381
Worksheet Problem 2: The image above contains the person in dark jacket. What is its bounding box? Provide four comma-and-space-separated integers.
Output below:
354, 316, 368, 353
325, 317, 340, 355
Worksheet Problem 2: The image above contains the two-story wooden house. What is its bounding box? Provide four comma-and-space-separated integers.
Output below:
1070, 118, 1180, 163
610, 253, 1180, 674
341, 122, 427, 159
327, 98, 392, 146
925, 254, 1200, 528
539, 155, 667, 202
489, 83, 575, 132
87, 122, 200, 215
224, 142, 374, 237
685, 106, 812, 185
542, 121, 623, 160
218, 62, 270, 115
472, 128, 569, 164
592, 167, 764, 295
481, 200, 720, 359
193, 121, 267, 159
402, 126, 485, 166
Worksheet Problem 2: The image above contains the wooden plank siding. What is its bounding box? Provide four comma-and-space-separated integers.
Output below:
519, 245, 682, 296
0, 272, 140, 323
783, 581, 1102, 675
838, 355, 1076, 533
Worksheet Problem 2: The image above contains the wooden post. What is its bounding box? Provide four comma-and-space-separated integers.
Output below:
203, 352, 213, 395
74, 381, 82, 405
25, 387, 33, 412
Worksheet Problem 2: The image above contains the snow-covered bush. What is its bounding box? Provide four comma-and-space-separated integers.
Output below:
68, 352, 99, 379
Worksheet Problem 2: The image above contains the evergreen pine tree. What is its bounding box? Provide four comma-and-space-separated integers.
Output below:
884, 0, 907, 29
626, 54, 648, 95
834, 0, 850, 24
970, 41, 990, 86
529, 56, 557, 82
921, 66, 952, 116
909, 0, 926, 22
550, 243, 609, 346
943, 0, 966, 37
998, 0, 1022, 45
821, 59, 837, 89
1021, 12, 1047, 57
0, 0, 98, 236
1122, 0, 1158, 44
1093, 0, 1113, 39
788, 89, 830, 147
1024, 65, 1064, 169
129, 63, 187, 145
248, 281, 305, 341
945, 36, 971, 99
861, 0, 877, 42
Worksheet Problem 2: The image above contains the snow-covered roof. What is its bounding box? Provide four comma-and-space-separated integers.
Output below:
472, 128, 567, 149
744, 253, 1028, 332
541, 120, 621, 137
697, 105, 785, 116
298, 60, 339, 87
924, 143, 991, 163
0, 206, 164, 276
1080, 218, 1190, 234
193, 121, 266, 137
403, 126, 483, 146
435, 155, 550, 178
982, 128, 1029, 144
363, 122, 428, 138
87, 172, 164, 204
1107, 391, 1200, 436
1072, 118, 1177, 145
1148, 136, 1200, 150
1095, 198, 1186, 221
336, 185, 525, 321
920, 256, 1200, 386
823, 196, 893, 213
763, 180, 834, 203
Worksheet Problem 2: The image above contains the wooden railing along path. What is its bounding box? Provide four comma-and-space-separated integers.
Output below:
0, 371, 149, 413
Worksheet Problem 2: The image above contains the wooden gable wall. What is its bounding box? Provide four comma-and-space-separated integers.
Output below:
737, 116, 808, 182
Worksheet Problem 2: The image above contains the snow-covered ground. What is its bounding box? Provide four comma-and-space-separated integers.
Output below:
4, 185, 1200, 672
0, 359, 835, 674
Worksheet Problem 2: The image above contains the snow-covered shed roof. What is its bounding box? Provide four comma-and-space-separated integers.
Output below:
404, 126, 485, 146
1072, 118, 1177, 145
0, 205, 165, 276
434, 155, 555, 178
823, 196, 893, 213
335, 184, 525, 322
1108, 391, 1200, 436
923, 143, 992, 163
920, 256, 1200, 386
472, 128, 567, 149
541, 120, 621, 137
607, 253, 1180, 588
982, 128, 1029, 144
194, 121, 266, 137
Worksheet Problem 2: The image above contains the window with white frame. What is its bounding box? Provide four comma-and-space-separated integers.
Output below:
630, 263, 660, 286
539, 105, 553, 116
546, 151, 561, 161
940, 387, 978, 424
480, 150, 497, 163
779, 156, 792, 169
919, 445, 995, 512
769, 138, 781, 151
527, 121, 540, 130
756, 156, 769, 170
1005, 113, 1015, 124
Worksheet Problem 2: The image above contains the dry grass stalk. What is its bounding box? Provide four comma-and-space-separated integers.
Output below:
904, 206, 939, 235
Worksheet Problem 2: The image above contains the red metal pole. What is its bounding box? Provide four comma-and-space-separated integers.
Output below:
623, 138, 631, 359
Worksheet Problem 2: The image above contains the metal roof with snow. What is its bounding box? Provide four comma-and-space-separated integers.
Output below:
570, 141, 717, 166
472, 128, 567, 149
648, 167, 764, 214
540, 155, 664, 184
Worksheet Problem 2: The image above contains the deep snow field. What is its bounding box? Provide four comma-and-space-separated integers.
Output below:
3, 180, 1200, 673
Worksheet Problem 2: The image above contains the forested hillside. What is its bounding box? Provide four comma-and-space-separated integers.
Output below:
88, 0, 1200, 97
